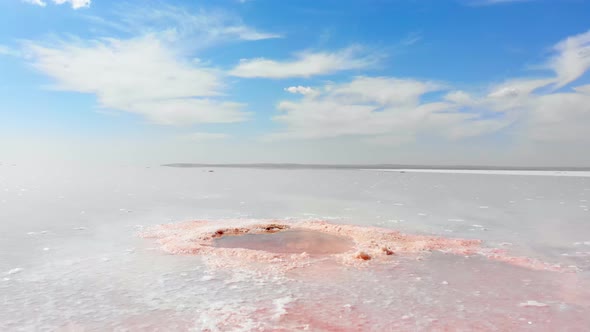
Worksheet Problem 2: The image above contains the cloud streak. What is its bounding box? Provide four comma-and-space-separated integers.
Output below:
22, 0, 91, 9
116, 5, 281, 47
465, 0, 534, 6
230, 47, 379, 78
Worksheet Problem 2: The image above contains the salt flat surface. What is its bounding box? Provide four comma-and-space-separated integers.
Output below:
1, 164, 589, 331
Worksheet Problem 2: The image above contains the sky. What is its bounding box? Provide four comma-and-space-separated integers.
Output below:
1, 0, 590, 166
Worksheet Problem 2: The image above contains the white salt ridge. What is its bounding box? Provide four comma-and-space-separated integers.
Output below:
26, 230, 48, 236
519, 300, 548, 307
6, 268, 23, 275
272, 296, 294, 320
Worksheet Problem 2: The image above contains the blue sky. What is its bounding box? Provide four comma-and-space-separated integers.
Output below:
1, 0, 590, 165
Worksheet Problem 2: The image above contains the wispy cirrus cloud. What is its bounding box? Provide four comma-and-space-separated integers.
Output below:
400, 31, 423, 46
230, 46, 379, 78
22, 0, 91, 9
116, 5, 281, 45
465, 0, 535, 6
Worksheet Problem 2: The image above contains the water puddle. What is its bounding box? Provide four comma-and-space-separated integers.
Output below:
213, 229, 355, 254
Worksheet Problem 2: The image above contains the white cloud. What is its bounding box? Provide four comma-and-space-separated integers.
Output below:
53, 0, 90, 9
444, 91, 474, 104
221, 26, 280, 41
267, 76, 513, 142
268, 77, 461, 141
230, 47, 378, 78
487, 78, 553, 99
266, 31, 590, 146
180, 132, 230, 142
574, 84, 590, 94
525, 93, 590, 142
23, 0, 91, 9
284, 86, 317, 95
547, 30, 590, 88
328, 77, 442, 106
22, 0, 46, 7
483, 78, 554, 112
24, 35, 247, 125
17, 4, 283, 127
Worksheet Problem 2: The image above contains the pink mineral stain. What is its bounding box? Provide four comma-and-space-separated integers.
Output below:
137, 219, 589, 331
140, 219, 572, 272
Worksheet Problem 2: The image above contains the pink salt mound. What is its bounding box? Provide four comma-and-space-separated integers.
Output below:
139, 219, 569, 273
134, 219, 587, 331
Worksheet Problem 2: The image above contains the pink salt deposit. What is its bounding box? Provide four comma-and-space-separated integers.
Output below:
140, 219, 569, 272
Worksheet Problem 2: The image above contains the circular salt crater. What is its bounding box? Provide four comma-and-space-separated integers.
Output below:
213, 229, 354, 255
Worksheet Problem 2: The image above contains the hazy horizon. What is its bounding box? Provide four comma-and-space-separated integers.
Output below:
163, 162, 590, 171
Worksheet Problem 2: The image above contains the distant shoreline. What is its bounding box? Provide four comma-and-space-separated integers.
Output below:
162, 163, 590, 172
